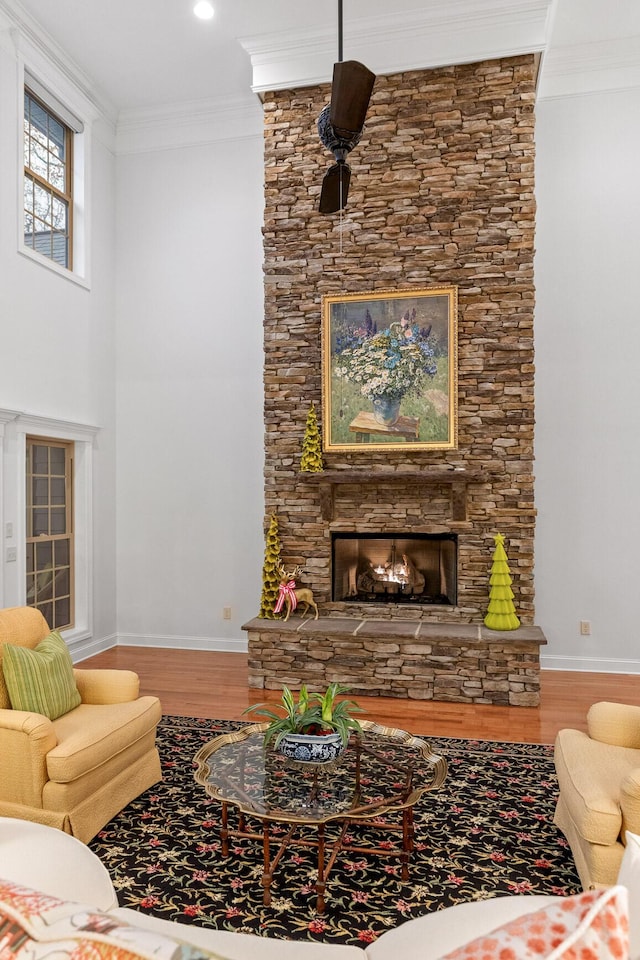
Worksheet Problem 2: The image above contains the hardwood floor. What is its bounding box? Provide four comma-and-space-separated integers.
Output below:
79, 646, 640, 744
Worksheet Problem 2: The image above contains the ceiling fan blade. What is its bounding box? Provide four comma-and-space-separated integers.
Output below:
319, 163, 351, 214
330, 60, 376, 137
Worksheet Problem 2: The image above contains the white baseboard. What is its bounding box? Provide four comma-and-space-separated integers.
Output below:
116, 633, 248, 654
73, 632, 247, 662
70, 633, 118, 663
541, 654, 640, 673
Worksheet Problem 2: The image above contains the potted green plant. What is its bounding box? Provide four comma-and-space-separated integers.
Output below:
244, 682, 364, 763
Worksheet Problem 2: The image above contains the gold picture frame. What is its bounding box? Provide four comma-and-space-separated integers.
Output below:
321, 287, 458, 452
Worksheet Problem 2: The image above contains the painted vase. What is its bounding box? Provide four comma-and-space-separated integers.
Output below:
371, 396, 401, 426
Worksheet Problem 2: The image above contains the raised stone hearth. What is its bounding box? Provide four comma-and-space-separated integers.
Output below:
244, 617, 546, 706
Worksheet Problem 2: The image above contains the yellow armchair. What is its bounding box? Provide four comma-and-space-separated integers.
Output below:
554, 700, 640, 889
0, 606, 162, 843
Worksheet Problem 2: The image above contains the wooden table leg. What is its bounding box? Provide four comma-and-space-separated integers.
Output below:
220, 802, 229, 856
262, 821, 272, 906
316, 822, 327, 914
401, 806, 414, 881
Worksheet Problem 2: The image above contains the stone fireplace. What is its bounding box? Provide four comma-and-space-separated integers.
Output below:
244, 54, 546, 705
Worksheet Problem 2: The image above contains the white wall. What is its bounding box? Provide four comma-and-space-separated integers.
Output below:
114, 134, 265, 650
113, 80, 640, 670
535, 86, 640, 671
3, 0, 640, 673
0, 29, 117, 650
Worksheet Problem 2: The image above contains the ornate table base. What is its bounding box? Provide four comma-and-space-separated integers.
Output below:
219, 801, 416, 913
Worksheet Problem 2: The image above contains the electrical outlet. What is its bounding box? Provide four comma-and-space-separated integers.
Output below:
6, 547, 17, 562
580, 620, 591, 636
223, 606, 232, 620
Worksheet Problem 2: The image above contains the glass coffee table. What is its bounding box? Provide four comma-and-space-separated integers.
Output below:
194, 720, 447, 912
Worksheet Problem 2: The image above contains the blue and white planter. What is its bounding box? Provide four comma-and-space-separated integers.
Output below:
276, 731, 345, 763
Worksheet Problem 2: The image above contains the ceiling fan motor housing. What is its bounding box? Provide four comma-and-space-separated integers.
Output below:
318, 103, 362, 161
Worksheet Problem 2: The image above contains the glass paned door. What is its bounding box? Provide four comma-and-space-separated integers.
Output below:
26, 438, 74, 630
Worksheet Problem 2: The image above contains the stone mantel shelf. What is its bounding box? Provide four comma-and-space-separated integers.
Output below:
306, 469, 489, 522
243, 616, 546, 646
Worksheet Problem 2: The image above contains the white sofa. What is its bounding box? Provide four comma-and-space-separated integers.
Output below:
0, 817, 637, 959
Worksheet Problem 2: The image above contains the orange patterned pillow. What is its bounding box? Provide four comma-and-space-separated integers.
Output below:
0, 879, 228, 960
440, 886, 629, 960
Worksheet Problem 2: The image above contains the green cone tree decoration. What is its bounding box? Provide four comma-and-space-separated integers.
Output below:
259, 514, 283, 619
484, 532, 521, 631
300, 402, 324, 473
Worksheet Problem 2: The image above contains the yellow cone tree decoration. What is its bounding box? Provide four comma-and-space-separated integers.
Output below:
300, 402, 323, 473
259, 514, 283, 619
484, 533, 521, 631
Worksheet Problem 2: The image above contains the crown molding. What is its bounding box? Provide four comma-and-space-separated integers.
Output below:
0, 409, 99, 439
239, 0, 553, 93
0, 409, 22, 435
115, 94, 264, 155
537, 35, 640, 100
0, 0, 117, 125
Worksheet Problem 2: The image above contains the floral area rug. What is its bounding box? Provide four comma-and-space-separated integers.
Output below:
89, 716, 581, 948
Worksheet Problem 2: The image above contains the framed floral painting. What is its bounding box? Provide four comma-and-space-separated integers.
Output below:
321, 287, 458, 452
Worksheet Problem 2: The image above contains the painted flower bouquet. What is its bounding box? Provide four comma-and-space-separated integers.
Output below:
335, 311, 437, 404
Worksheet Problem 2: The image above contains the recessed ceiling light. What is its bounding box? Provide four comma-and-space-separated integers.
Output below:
193, 1, 214, 20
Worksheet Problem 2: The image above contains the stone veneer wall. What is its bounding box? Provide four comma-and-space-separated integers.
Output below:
262, 56, 536, 625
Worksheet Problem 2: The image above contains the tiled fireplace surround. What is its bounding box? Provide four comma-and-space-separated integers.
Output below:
244, 55, 546, 705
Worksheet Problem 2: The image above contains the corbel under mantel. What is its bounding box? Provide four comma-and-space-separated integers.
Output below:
307, 469, 488, 522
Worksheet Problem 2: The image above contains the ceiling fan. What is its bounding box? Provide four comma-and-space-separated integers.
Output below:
317, 0, 376, 214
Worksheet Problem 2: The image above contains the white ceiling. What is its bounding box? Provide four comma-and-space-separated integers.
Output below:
1, 0, 639, 123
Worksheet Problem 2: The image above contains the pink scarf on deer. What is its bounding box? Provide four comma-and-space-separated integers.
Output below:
274, 580, 297, 614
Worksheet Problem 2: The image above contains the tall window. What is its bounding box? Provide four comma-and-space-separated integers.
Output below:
26, 438, 74, 630
23, 89, 73, 269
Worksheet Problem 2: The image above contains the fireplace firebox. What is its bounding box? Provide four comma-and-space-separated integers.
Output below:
331, 532, 457, 605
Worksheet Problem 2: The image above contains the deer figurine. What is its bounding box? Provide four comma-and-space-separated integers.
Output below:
274, 562, 319, 622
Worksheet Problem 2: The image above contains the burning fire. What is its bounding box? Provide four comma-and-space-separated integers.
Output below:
373, 561, 409, 585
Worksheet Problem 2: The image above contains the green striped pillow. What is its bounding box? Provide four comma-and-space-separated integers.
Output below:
2, 630, 81, 720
